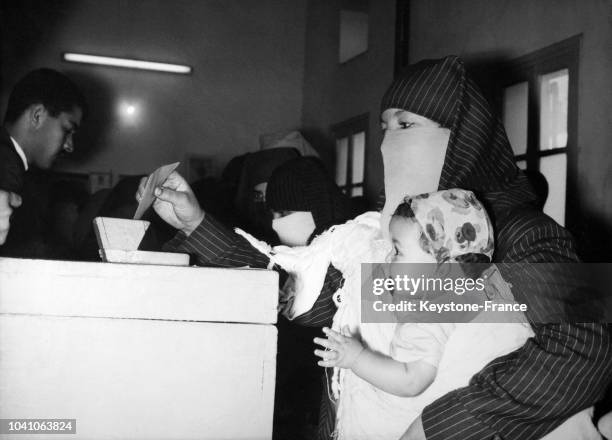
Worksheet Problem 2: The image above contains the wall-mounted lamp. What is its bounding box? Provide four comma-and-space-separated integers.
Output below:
119, 100, 139, 118
117, 99, 143, 127
63, 53, 192, 74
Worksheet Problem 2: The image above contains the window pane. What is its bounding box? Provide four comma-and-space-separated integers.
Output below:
516, 160, 527, 170
503, 82, 528, 156
335, 137, 348, 186
351, 131, 365, 184
351, 186, 363, 197
540, 69, 568, 150
540, 153, 567, 226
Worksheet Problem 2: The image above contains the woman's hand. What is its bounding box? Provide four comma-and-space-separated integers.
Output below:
136, 171, 204, 235
314, 327, 364, 369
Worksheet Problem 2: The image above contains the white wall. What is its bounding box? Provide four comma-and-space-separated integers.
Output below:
301, 0, 396, 202
1, 0, 307, 179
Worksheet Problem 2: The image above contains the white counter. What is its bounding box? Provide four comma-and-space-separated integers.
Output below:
0, 257, 278, 440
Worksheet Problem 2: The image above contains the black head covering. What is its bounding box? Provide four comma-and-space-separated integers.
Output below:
232, 147, 301, 240
381, 55, 538, 221
266, 157, 354, 238
234, 147, 301, 212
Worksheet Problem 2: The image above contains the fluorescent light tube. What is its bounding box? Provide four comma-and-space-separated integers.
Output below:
63, 53, 191, 74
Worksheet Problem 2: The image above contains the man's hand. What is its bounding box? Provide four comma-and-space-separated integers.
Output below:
314, 327, 365, 369
136, 171, 204, 235
399, 415, 426, 440
0, 190, 22, 245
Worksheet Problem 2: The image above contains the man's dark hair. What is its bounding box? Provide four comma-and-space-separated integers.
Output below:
4, 68, 87, 124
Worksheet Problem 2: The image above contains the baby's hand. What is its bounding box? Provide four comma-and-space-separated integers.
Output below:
314, 327, 364, 369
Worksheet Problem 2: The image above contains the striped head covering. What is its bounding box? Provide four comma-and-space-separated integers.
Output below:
266, 157, 354, 240
381, 55, 538, 221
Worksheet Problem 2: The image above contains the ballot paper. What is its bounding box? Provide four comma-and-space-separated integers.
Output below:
134, 162, 180, 219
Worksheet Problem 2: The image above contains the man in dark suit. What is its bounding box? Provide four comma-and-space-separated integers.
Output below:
0, 68, 85, 247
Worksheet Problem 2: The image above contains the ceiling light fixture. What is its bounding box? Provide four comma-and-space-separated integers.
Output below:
63, 53, 192, 74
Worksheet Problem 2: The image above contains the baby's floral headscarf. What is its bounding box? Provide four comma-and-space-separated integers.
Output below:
393, 189, 494, 263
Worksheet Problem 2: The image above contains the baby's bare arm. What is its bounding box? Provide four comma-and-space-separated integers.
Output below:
314, 327, 437, 397
352, 350, 436, 397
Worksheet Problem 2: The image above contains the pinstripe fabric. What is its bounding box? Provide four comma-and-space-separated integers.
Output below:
317, 371, 337, 440
383, 56, 612, 439
163, 214, 269, 268
293, 265, 342, 327
163, 213, 341, 327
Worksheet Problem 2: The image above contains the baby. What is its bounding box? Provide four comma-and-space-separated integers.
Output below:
314, 188, 528, 440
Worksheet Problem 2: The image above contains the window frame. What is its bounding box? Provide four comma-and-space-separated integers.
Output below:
496, 35, 580, 228
393, 0, 411, 77
331, 113, 369, 196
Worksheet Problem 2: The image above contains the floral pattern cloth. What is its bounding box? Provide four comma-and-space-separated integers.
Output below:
398, 188, 494, 262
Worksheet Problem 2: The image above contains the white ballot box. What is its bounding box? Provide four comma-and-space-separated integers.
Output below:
0, 257, 278, 440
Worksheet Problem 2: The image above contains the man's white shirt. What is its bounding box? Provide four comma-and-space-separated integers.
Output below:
9, 136, 28, 171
